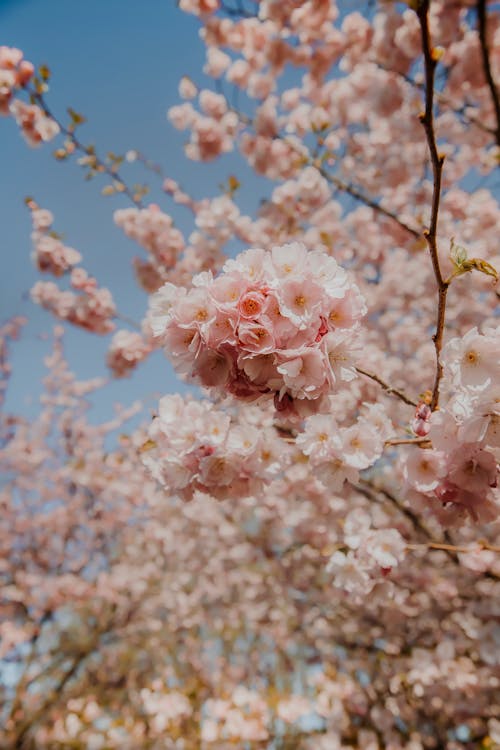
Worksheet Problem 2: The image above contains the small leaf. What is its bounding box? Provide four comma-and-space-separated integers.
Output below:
431, 46, 445, 62
67, 107, 86, 125
228, 174, 240, 193
138, 439, 156, 453
39, 64, 51, 81
463, 258, 498, 281
450, 237, 468, 266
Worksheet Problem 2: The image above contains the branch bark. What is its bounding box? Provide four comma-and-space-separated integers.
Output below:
355, 366, 417, 407
416, 0, 449, 411
477, 0, 500, 148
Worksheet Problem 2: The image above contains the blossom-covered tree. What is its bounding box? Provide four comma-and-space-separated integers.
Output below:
1, 0, 500, 747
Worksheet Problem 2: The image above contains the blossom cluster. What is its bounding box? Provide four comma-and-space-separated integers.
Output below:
150, 242, 366, 418
1, 46, 59, 146
327, 508, 406, 598
29, 202, 82, 276
31, 269, 116, 335
296, 402, 393, 490
139, 685, 192, 734
9, 99, 60, 147
201, 687, 269, 744
27, 204, 117, 335
403, 327, 500, 524
0, 46, 34, 114
168, 89, 238, 161
106, 329, 153, 378
114, 204, 185, 280
143, 395, 291, 501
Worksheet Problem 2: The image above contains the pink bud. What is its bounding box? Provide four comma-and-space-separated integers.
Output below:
412, 418, 431, 437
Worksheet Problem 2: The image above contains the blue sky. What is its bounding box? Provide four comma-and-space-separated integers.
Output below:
0, 0, 263, 420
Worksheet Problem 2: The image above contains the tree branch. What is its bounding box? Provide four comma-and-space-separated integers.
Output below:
318, 166, 421, 239
355, 366, 418, 407
477, 0, 500, 148
416, 0, 449, 411
29, 88, 144, 208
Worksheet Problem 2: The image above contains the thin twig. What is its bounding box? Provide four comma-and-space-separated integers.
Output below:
317, 166, 421, 239
355, 366, 418, 407
358, 479, 500, 579
356, 478, 441, 547
408, 541, 500, 554
385, 437, 432, 447
477, 0, 500, 148
376, 62, 497, 140
114, 312, 142, 331
30, 88, 144, 208
416, 0, 449, 411
216, 81, 423, 240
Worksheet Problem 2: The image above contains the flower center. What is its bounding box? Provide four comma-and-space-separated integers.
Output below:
242, 299, 259, 315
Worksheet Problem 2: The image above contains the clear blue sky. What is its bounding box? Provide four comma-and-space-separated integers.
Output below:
0, 0, 264, 420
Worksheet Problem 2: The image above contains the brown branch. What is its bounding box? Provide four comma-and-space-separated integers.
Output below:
416, 0, 449, 411
11, 648, 91, 748
385, 437, 432, 447
358, 479, 500, 580
215, 81, 423, 240
408, 541, 500, 554
355, 366, 418, 407
376, 62, 497, 140
356, 478, 440, 547
29, 88, 144, 208
317, 166, 421, 238
477, 0, 500, 148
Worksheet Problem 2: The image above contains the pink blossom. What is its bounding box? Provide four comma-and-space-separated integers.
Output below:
9, 99, 59, 146
403, 448, 447, 493
442, 327, 500, 391
154, 243, 364, 417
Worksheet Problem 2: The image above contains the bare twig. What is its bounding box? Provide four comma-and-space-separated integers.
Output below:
416, 0, 449, 411
477, 0, 500, 148
385, 437, 432, 447
318, 166, 421, 239
29, 88, 144, 208
408, 541, 500, 554
215, 80, 423, 240
358, 479, 500, 579
355, 366, 418, 407
376, 62, 497, 140
356, 478, 440, 547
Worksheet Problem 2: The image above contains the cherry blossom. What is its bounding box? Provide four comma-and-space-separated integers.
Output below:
152, 242, 365, 418
2, 1, 500, 747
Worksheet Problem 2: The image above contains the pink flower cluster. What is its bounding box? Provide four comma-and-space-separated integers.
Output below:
9, 99, 59, 147
114, 204, 185, 269
31, 269, 116, 335
150, 242, 366, 418
168, 90, 237, 161
106, 329, 152, 378
0, 46, 34, 115
327, 508, 406, 598
1, 47, 59, 146
296, 403, 393, 489
403, 327, 500, 524
29, 202, 82, 276
201, 688, 269, 744
143, 395, 291, 500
